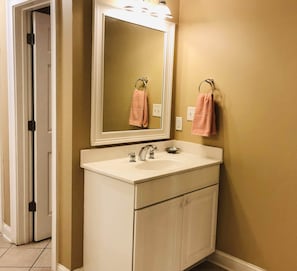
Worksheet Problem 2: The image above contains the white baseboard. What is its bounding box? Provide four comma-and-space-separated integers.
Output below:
57, 263, 83, 271
57, 250, 266, 271
208, 250, 266, 271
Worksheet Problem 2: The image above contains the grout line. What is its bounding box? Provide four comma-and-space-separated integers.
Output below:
0, 237, 52, 270
29, 241, 52, 270
29, 246, 48, 270
0, 244, 13, 258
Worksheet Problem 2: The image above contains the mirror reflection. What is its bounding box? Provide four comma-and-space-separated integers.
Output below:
103, 16, 165, 132
91, 3, 175, 146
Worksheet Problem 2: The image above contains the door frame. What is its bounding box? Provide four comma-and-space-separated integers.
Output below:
6, 0, 57, 269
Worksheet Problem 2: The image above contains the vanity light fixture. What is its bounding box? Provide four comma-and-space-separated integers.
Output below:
150, 1, 172, 19
120, 0, 142, 12
120, 0, 172, 19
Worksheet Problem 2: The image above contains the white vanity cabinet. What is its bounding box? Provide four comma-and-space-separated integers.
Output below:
83, 166, 220, 271
133, 185, 218, 271
81, 140, 223, 271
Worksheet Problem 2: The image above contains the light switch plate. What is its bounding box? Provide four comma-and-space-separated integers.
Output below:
152, 103, 162, 117
187, 106, 196, 121
175, 116, 183, 131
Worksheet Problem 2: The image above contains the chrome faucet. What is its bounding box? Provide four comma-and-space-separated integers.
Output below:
138, 144, 157, 161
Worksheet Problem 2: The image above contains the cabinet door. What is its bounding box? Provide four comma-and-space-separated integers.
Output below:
133, 196, 184, 271
181, 185, 219, 270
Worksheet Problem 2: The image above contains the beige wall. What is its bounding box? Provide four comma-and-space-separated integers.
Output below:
0, 0, 11, 226
56, 0, 92, 269
175, 1, 297, 270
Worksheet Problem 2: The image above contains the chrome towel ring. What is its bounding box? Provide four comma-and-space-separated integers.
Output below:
135, 77, 148, 89
198, 79, 215, 94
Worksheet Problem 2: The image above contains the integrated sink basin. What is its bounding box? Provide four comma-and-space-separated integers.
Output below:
135, 159, 183, 170
80, 140, 223, 184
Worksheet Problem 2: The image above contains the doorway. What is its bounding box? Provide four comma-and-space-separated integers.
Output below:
30, 8, 52, 242
6, 0, 56, 269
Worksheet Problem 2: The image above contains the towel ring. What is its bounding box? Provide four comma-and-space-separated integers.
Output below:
135, 77, 148, 89
198, 79, 215, 94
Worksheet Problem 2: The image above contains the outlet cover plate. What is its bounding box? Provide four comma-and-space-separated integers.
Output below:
187, 106, 196, 121
175, 116, 183, 131
152, 103, 162, 117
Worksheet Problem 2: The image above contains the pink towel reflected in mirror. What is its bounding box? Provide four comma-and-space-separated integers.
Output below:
129, 89, 148, 128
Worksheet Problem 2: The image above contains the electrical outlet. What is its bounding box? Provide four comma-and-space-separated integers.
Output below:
187, 106, 196, 121
175, 116, 183, 131
152, 104, 162, 117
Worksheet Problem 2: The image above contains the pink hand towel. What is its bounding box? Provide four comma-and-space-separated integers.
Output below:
129, 89, 148, 128
192, 93, 216, 137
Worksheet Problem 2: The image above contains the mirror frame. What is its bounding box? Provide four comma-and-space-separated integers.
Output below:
91, 2, 175, 146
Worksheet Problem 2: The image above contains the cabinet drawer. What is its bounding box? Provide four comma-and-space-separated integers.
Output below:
134, 165, 219, 209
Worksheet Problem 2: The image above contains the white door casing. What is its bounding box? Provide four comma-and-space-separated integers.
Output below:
32, 11, 52, 241
6, 0, 57, 269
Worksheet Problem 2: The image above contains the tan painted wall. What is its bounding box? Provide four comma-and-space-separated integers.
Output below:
56, 0, 92, 268
0, 0, 11, 226
175, 1, 297, 270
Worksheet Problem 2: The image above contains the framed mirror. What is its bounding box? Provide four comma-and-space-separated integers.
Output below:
91, 2, 175, 146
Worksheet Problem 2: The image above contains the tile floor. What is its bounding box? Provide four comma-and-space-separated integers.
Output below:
0, 234, 51, 271
0, 233, 225, 271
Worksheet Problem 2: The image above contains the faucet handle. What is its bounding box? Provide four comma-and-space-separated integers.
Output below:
128, 152, 136, 162
148, 145, 158, 159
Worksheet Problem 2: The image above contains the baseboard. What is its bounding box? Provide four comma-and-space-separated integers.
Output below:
56, 264, 68, 271
57, 263, 83, 271
208, 250, 266, 271
57, 250, 265, 271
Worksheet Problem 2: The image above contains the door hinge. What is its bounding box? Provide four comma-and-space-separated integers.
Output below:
27, 33, 35, 45
29, 201, 36, 212
28, 120, 36, 131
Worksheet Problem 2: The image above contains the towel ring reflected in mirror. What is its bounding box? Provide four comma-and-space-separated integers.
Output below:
198, 79, 215, 94
135, 77, 148, 89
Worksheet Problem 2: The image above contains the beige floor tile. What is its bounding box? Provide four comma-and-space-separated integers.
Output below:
0, 247, 42, 267
0, 248, 8, 257
46, 240, 51, 249
33, 249, 51, 268
0, 268, 29, 271
0, 235, 12, 248
31, 268, 51, 271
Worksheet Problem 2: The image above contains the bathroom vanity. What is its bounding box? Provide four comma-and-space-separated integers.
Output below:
81, 140, 223, 271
